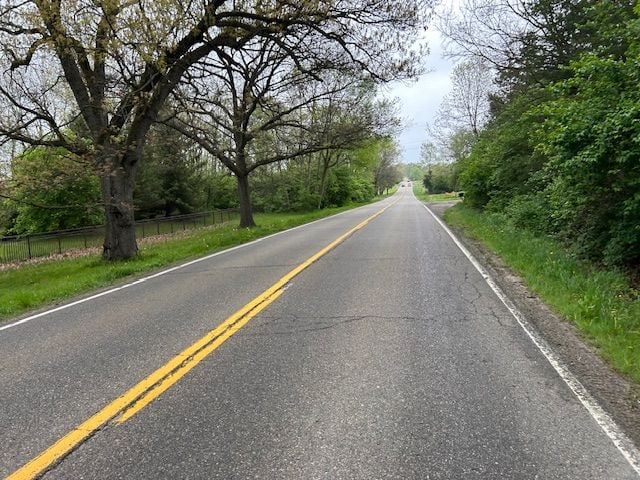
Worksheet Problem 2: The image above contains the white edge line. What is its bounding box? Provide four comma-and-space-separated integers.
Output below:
421, 202, 640, 475
0, 199, 391, 333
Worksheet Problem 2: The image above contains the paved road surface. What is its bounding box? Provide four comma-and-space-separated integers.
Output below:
1, 189, 637, 479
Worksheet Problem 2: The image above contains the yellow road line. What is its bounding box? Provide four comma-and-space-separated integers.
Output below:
7, 197, 398, 480
116, 288, 285, 424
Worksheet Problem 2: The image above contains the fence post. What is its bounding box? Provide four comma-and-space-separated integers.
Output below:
27, 235, 32, 259
84, 234, 87, 248
58, 236, 62, 254
157, 221, 160, 235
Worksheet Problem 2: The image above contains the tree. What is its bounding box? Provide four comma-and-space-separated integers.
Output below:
535, 45, 640, 266
440, 59, 493, 138
420, 142, 441, 164
1, 1, 252, 258
421, 142, 456, 194
455, 90, 548, 209
311, 92, 400, 209
423, 58, 493, 167
134, 123, 208, 218
4, 146, 103, 233
166, 33, 404, 227
166, 41, 351, 227
421, 58, 493, 173
0, 0, 431, 258
447, 128, 477, 163
373, 139, 402, 195
422, 162, 456, 194
438, 0, 635, 93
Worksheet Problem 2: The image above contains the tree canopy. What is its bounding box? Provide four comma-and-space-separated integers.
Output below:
437, 0, 640, 269
0, 0, 432, 259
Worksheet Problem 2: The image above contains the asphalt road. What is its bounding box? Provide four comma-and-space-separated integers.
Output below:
1, 188, 638, 479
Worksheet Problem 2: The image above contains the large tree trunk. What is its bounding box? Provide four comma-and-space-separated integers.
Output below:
99, 161, 138, 260
236, 173, 255, 228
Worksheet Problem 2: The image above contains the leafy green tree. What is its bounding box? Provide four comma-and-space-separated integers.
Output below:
535, 30, 640, 265
456, 90, 548, 209
371, 139, 402, 195
324, 164, 375, 207
134, 125, 207, 218
249, 135, 397, 213
202, 172, 238, 211
250, 159, 321, 213
447, 129, 476, 163
0, 193, 17, 236
423, 163, 456, 194
6, 147, 102, 233
453, 2, 640, 268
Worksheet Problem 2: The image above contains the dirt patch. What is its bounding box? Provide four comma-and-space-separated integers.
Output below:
429, 202, 640, 450
0, 246, 102, 271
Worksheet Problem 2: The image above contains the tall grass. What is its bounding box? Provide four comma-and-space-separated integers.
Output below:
445, 204, 640, 382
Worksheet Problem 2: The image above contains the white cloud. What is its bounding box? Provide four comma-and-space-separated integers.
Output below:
383, 28, 457, 164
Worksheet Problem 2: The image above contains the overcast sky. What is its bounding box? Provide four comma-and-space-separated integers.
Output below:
383, 28, 457, 165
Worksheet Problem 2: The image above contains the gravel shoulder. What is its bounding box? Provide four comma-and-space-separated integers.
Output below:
428, 200, 640, 450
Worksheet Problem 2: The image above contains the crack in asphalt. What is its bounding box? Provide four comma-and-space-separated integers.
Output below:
242, 315, 439, 336
238, 313, 507, 337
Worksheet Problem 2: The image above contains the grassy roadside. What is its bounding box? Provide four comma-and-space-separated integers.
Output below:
412, 182, 460, 202
0, 199, 387, 323
444, 203, 640, 383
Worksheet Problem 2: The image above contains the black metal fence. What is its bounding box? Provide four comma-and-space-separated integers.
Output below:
0, 208, 240, 264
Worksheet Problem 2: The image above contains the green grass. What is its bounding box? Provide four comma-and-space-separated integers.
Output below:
412, 182, 461, 202
0, 204, 377, 323
444, 203, 640, 383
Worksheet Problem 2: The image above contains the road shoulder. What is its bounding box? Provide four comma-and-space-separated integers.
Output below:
428, 200, 640, 451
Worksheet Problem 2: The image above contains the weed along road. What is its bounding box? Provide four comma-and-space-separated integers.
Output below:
1, 189, 639, 479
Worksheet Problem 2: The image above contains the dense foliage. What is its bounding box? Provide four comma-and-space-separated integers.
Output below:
0, 131, 399, 235
422, 163, 457, 194
251, 138, 400, 213
1, 147, 103, 234
453, 1, 640, 269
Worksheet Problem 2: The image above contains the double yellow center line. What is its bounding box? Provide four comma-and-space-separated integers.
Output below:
8, 197, 398, 480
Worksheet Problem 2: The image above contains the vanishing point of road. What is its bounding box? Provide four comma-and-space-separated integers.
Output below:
1, 188, 638, 479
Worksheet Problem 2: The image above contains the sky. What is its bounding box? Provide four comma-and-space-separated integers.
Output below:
383, 28, 457, 165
